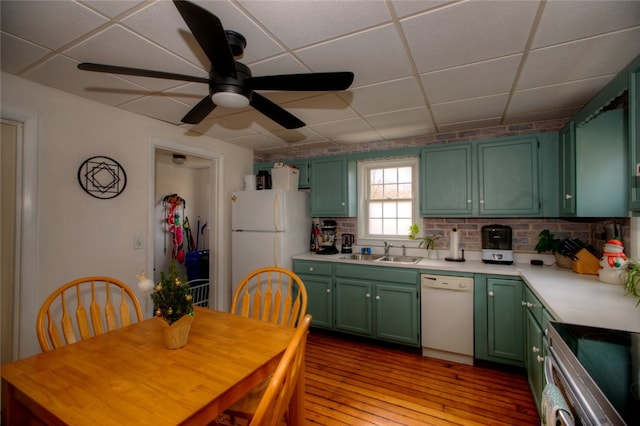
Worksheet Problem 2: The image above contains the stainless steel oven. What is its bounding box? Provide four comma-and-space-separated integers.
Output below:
545, 321, 639, 425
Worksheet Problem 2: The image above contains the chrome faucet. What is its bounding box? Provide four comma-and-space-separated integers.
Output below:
402, 245, 406, 256
384, 241, 393, 256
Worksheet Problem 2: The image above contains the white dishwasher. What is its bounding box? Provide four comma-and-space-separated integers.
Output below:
420, 273, 474, 365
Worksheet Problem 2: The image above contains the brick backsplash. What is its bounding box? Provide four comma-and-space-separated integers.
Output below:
325, 217, 630, 254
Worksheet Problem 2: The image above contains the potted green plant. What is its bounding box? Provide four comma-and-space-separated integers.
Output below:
408, 224, 440, 259
151, 260, 195, 349
535, 230, 572, 268
624, 259, 640, 306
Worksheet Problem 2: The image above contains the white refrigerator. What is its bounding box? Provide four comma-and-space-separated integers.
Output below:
231, 189, 310, 292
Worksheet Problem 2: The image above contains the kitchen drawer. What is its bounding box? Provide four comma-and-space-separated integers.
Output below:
293, 260, 332, 276
335, 264, 418, 284
524, 286, 543, 325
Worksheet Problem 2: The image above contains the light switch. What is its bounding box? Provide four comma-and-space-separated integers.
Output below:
133, 235, 144, 249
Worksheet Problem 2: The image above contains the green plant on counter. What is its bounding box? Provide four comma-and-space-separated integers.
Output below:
408, 224, 440, 250
534, 230, 562, 254
625, 259, 640, 306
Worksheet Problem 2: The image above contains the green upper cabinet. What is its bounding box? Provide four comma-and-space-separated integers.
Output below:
420, 143, 473, 216
630, 60, 640, 211
254, 160, 310, 188
477, 137, 540, 216
559, 121, 576, 216
421, 136, 541, 217
568, 109, 628, 217
309, 156, 356, 217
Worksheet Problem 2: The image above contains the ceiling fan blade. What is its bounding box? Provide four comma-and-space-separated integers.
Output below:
248, 72, 354, 91
78, 63, 209, 84
251, 92, 305, 129
181, 96, 217, 124
173, 0, 237, 78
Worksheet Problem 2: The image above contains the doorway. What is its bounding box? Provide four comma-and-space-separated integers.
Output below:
151, 140, 222, 312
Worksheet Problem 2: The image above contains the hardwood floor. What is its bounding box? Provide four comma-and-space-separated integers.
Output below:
304, 329, 540, 425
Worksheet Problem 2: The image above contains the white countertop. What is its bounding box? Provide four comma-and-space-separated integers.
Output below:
293, 252, 640, 333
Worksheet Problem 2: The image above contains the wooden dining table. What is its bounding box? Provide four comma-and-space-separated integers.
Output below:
1, 307, 303, 425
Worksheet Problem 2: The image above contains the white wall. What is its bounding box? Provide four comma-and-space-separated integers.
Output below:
1, 72, 253, 358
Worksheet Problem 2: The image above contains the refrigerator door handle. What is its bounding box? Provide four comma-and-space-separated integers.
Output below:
274, 232, 281, 267
274, 192, 282, 232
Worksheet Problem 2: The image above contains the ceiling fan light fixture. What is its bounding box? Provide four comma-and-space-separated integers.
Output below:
211, 91, 250, 109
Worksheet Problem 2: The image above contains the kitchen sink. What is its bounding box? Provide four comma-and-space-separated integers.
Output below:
340, 253, 382, 261
375, 255, 422, 264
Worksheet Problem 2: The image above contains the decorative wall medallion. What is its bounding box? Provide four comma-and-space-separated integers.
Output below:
77, 156, 127, 199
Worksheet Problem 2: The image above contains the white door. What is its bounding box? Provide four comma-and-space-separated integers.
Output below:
231, 231, 285, 290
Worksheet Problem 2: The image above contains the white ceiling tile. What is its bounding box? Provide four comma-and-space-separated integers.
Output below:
402, 1, 539, 72
340, 77, 424, 116
164, 83, 210, 108
504, 106, 580, 125
223, 133, 287, 150
248, 54, 309, 76
218, 108, 288, 132
296, 25, 412, 86
66, 25, 205, 92
509, 76, 613, 115
0, 0, 108, 50
438, 118, 501, 133
364, 107, 434, 139
519, 27, 640, 89
284, 94, 356, 125
80, 0, 145, 18
391, 0, 457, 19
311, 118, 382, 143
22, 54, 147, 106
1, 32, 51, 74
192, 118, 256, 140
120, 94, 193, 125
268, 127, 329, 145
532, 0, 640, 49
238, 0, 391, 49
432, 94, 508, 125
421, 54, 522, 104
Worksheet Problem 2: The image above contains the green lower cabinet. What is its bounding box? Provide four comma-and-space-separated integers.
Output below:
525, 309, 545, 409
474, 274, 524, 366
374, 283, 419, 346
335, 278, 373, 335
300, 274, 333, 329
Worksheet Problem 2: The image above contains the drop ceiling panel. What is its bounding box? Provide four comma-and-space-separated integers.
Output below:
237, 0, 391, 49
0, 0, 108, 50
311, 118, 382, 144
402, 1, 539, 72
1, 32, 51, 74
532, 0, 640, 49
296, 25, 412, 86
284, 94, 357, 125
341, 77, 424, 116
80, 0, 146, 18
421, 54, 522, 104
365, 108, 435, 140
390, 0, 456, 19
432, 94, 508, 125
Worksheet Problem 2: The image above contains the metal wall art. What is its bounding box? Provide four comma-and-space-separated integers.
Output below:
77, 155, 127, 199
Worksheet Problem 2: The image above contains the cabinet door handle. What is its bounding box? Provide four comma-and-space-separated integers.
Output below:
488, 291, 494, 297
326, 289, 331, 293
532, 346, 540, 353
537, 355, 545, 363
480, 199, 485, 204
527, 302, 533, 308
309, 267, 314, 272
375, 295, 380, 300
467, 199, 472, 204
565, 193, 573, 200
521, 301, 527, 306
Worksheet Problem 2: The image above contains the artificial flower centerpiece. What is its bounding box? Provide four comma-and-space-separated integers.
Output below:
151, 261, 194, 348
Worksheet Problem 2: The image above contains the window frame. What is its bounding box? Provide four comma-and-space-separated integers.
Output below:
357, 157, 420, 244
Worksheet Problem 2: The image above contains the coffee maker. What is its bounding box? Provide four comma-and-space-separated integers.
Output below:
481, 224, 513, 265
341, 233, 354, 253
317, 220, 339, 255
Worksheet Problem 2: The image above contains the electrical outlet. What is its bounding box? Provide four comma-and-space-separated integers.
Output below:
133, 235, 144, 249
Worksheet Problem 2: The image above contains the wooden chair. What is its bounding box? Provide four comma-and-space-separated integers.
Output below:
214, 314, 312, 426
36, 276, 143, 352
231, 267, 308, 328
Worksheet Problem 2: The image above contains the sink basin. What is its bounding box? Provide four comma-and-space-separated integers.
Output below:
340, 253, 382, 261
375, 255, 422, 265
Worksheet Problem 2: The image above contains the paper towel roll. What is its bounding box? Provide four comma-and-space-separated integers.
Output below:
244, 174, 256, 191
449, 228, 459, 259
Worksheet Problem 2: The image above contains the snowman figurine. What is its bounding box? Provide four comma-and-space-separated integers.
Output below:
597, 239, 628, 284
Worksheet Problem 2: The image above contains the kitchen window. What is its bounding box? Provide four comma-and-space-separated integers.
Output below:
358, 158, 419, 240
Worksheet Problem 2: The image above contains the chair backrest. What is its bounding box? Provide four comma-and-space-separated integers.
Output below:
249, 314, 311, 426
231, 267, 308, 328
36, 276, 144, 352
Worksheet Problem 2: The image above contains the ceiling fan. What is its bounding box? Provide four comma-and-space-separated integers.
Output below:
77, 0, 354, 129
